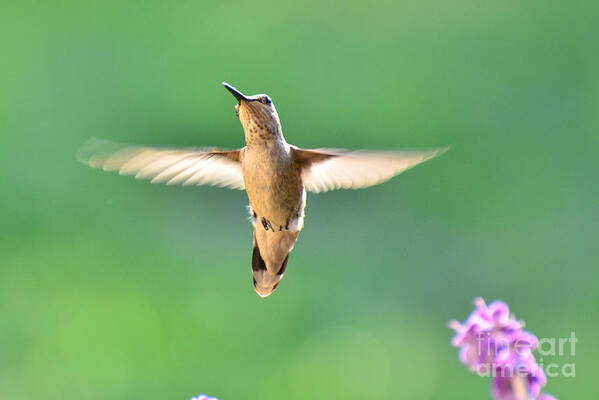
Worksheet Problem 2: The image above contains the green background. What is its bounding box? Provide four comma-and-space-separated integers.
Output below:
1, 1, 597, 399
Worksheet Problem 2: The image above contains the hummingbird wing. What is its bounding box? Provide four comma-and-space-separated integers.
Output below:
77, 138, 245, 189
293, 147, 448, 193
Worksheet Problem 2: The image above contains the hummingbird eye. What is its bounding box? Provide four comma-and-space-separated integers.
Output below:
260, 96, 272, 105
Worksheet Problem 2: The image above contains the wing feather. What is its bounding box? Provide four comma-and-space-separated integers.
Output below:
77, 138, 245, 190
294, 147, 448, 193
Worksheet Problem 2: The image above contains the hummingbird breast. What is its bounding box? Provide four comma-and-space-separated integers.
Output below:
241, 144, 305, 231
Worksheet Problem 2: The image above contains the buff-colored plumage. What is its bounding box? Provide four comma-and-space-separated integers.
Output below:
77, 82, 448, 297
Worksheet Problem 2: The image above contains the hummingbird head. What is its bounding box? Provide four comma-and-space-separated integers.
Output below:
222, 82, 282, 141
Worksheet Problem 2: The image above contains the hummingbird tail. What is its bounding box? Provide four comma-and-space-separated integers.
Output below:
251, 229, 297, 298
251, 244, 289, 298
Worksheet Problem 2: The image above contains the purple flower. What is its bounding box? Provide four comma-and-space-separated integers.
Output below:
450, 298, 556, 400
449, 298, 526, 372
492, 346, 546, 400
537, 395, 557, 400
190, 395, 218, 400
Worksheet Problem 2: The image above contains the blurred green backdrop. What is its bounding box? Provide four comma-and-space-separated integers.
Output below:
1, 0, 598, 399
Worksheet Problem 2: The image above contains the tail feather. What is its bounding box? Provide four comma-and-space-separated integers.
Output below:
251, 229, 297, 297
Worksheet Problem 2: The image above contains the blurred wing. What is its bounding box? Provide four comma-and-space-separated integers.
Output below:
77, 138, 245, 190
294, 147, 448, 193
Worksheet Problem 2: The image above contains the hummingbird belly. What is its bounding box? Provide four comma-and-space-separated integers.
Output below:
242, 151, 305, 231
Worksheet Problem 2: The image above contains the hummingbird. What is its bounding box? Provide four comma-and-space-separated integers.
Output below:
78, 82, 447, 297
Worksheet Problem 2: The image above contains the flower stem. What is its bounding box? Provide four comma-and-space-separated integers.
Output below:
511, 375, 528, 400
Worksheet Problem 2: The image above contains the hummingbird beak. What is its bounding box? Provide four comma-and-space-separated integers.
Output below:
222, 82, 253, 103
